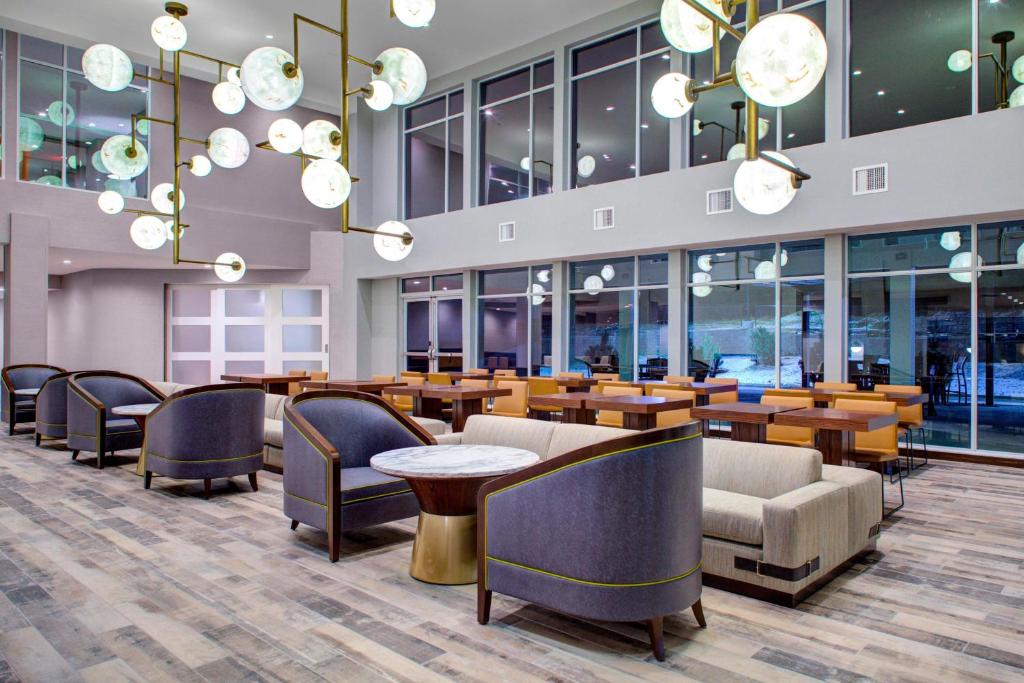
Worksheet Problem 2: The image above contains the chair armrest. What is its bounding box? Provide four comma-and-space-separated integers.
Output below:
433, 433, 463, 446
762, 481, 848, 571
67, 383, 102, 439
282, 409, 339, 509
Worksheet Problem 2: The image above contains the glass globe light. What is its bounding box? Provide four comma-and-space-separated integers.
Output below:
583, 275, 604, 295
302, 120, 342, 160
660, 0, 728, 54
651, 72, 695, 119
130, 215, 168, 250
735, 13, 827, 107
97, 190, 124, 215
393, 0, 435, 28
779, 249, 789, 267
36, 175, 61, 187
577, 155, 596, 178
215, 253, 246, 283
697, 254, 713, 272
536, 269, 551, 283
165, 221, 186, 241
940, 231, 961, 251
91, 150, 109, 174
1016, 242, 1024, 265
693, 118, 703, 136
754, 260, 776, 280
1010, 85, 1024, 109
375, 47, 427, 105
135, 118, 150, 136
189, 154, 212, 177
207, 128, 250, 168
240, 46, 304, 111
151, 15, 187, 51
600, 265, 615, 281
18, 116, 44, 152
374, 221, 415, 261
733, 151, 798, 215
301, 159, 351, 209
364, 80, 395, 111
67, 155, 80, 171
528, 284, 546, 306
151, 182, 185, 214
101, 135, 149, 179
82, 44, 134, 92
947, 49, 972, 73
226, 67, 241, 85
758, 117, 770, 141
47, 101, 74, 126
692, 272, 712, 298
520, 156, 531, 171
212, 81, 246, 115
268, 118, 303, 154
727, 143, 746, 161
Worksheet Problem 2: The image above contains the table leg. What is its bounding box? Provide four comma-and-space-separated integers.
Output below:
414, 396, 445, 421
410, 512, 477, 585
562, 407, 596, 425
731, 422, 767, 443
623, 413, 657, 431
133, 416, 148, 476
566, 386, 586, 393
696, 395, 710, 437
267, 383, 290, 396
451, 398, 484, 433
817, 428, 851, 466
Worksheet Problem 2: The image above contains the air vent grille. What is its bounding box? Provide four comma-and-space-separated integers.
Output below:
853, 164, 888, 195
706, 188, 734, 215
498, 221, 516, 242
593, 207, 615, 231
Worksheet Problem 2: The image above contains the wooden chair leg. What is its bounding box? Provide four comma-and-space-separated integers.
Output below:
477, 588, 492, 625
203, 479, 212, 499
647, 616, 666, 661
34, 434, 41, 447
328, 527, 340, 563
691, 599, 707, 628
290, 519, 299, 531
144, 471, 152, 490
248, 472, 258, 492
71, 450, 80, 461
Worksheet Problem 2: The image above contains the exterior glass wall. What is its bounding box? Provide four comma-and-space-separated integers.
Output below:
404, 90, 463, 218
477, 265, 552, 376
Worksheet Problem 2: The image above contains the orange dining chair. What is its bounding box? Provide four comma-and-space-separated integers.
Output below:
527, 377, 561, 421
829, 391, 884, 407
391, 375, 424, 412
558, 372, 584, 379
760, 395, 815, 448
815, 381, 857, 391
489, 380, 528, 418
287, 369, 305, 396
310, 371, 328, 382
371, 374, 395, 384
650, 388, 696, 428
762, 388, 813, 398
663, 375, 695, 385
705, 377, 739, 403
494, 369, 518, 377
460, 378, 491, 413
427, 372, 453, 386
834, 398, 904, 518
595, 385, 643, 428
644, 382, 682, 396
592, 372, 620, 381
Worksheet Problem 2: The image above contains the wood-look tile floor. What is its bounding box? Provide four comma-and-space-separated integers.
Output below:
0, 432, 1022, 683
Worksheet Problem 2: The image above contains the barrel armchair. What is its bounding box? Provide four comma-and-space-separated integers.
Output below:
283, 390, 434, 562
34, 372, 73, 446
2, 364, 65, 435
477, 422, 705, 661
67, 371, 164, 469
142, 385, 264, 498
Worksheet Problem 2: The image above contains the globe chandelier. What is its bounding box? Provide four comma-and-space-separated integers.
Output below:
651, 0, 826, 215
946, 32, 1024, 109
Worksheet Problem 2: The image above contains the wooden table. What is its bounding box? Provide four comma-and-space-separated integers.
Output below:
585, 395, 693, 431
14, 388, 40, 397
528, 392, 593, 424
388, 384, 513, 432
221, 374, 307, 395
448, 372, 492, 381
555, 377, 599, 392
689, 402, 801, 443
773, 408, 898, 466
676, 382, 739, 436
114, 403, 161, 476
299, 379, 405, 396
809, 388, 929, 409
370, 444, 540, 585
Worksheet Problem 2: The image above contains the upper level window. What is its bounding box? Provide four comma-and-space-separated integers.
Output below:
404, 90, 463, 219
570, 22, 670, 188
847, 226, 972, 274
478, 58, 554, 205
0, 30, 5, 178
19, 34, 149, 195
978, 1, 1024, 112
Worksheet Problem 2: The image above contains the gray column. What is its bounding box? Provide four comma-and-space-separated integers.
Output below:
824, 0, 845, 142
822, 234, 845, 381
462, 269, 474, 371
552, 47, 567, 192
5, 214, 50, 366
668, 250, 684, 375
551, 261, 566, 372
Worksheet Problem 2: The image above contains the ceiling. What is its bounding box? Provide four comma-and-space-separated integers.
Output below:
49, 246, 217, 275
0, 0, 630, 112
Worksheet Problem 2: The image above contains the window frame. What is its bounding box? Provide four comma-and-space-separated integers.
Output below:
401, 88, 464, 219
476, 264, 553, 375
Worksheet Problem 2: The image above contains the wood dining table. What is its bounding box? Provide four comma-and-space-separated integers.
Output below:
555, 377, 599, 393
585, 395, 694, 431
689, 402, 801, 443
299, 379, 406, 396
773, 407, 898, 466
388, 384, 513, 432
809, 388, 929, 409
675, 382, 739, 436
527, 392, 593, 424
220, 373, 307, 395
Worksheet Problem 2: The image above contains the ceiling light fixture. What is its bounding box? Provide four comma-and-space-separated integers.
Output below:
947, 32, 1023, 108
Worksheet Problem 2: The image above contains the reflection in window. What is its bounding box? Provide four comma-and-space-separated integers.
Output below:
848, 226, 972, 273
977, 268, 1024, 453
571, 23, 670, 188
477, 265, 552, 376
404, 90, 463, 218
570, 290, 635, 379
780, 281, 824, 388
689, 282, 775, 394
638, 289, 669, 380
979, 220, 1024, 267
479, 60, 555, 205
19, 34, 149, 194
978, 1, 1024, 112
850, 0, 971, 137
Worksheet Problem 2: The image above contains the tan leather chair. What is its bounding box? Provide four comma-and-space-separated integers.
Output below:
651, 388, 696, 428
527, 377, 561, 420
705, 377, 739, 404
427, 372, 453, 386
558, 372, 584, 379
835, 398, 903, 517
400, 371, 424, 378
874, 383, 927, 468
460, 378, 490, 413
762, 388, 812, 398
372, 374, 395, 384
815, 381, 857, 391
287, 369, 306, 396
829, 391, 884, 408
391, 375, 424, 412
595, 385, 642, 428
494, 369, 518, 377
592, 372, 620, 381
644, 382, 682, 396
664, 375, 695, 384
489, 380, 528, 418
760, 395, 814, 447
310, 371, 328, 381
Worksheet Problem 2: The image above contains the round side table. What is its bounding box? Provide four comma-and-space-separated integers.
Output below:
371, 444, 539, 585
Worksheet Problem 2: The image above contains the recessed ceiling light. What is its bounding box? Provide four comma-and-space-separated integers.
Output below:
63, 259, 72, 264
701, 154, 708, 159
628, 164, 636, 170
876, 90, 886, 96
660, 54, 670, 60
602, 153, 611, 160
605, 105, 615, 111
119, 122, 126, 127
786, 132, 796, 139
640, 123, 650, 129
38, 111, 45, 116
897, 108, 906, 115
484, 109, 494, 116
266, 34, 274, 39
852, 69, 862, 76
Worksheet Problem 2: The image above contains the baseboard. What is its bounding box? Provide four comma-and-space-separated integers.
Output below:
922, 449, 1024, 468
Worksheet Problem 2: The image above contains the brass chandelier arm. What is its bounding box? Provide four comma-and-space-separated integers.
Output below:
178, 257, 243, 270
349, 54, 383, 74
743, 0, 759, 161
758, 151, 811, 183
286, 13, 344, 77
346, 226, 415, 245
179, 49, 240, 70
679, 0, 744, 41
133, 71, 175, 86
690, 73, 736, 97
124, 208, 174, 218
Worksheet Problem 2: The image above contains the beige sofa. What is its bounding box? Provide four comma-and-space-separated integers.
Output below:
150, 381, 446, 471
438, 415, 882, 605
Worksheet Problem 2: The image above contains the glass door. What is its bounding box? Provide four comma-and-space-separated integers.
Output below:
403, 296, 463, 372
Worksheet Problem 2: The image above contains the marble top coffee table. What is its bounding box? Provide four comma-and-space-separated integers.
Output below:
113, 404, 161, 476
371, 444, 539, 585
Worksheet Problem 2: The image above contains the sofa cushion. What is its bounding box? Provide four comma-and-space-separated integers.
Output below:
703, 440, 822, 499
107, 418, 142, 434
412, 417, 446, 436
703, 488, 765, 546
264, 418, 283, 448
460, 415, 556, 458
547, 424, 634, 459
264, 393, 287, 421
340, 466, 411, 505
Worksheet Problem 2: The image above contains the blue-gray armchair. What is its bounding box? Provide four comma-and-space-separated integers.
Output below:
2, 364, 65, 436
67, 371, 164, 469
142, 384, 264, 498
283, 390, 435, 562
477, 422, 704, 662
34, 372, 72, 446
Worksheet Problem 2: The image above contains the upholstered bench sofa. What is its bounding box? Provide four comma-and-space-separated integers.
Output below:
150, 381, 446, 471
434, 414, 633, 459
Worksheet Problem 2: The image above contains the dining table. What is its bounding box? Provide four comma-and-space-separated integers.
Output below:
299, 379, 405, 396
773, 407, 898, 466
527, 392, 593, 424
387, 383, 513, 432
808, 388, 929, 409
220, 373, 307, 395
555, 377, 599, 393
689, 402, 801, 443
584, 394, 694, 430
675, 382, 739, 436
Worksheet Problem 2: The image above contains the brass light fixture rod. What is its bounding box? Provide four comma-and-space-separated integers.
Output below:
347, 226, 414, 244
179, 49, 240, 70
680, 0, 745, 41
178, 257, 243, 270
744, 0, 759, 161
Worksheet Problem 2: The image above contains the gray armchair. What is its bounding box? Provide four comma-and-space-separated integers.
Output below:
477, 422, 704, 661
283, 390, 435, 562
34, 372, 72, 446
67, 371, 164, 469
2, 364, 65, 435
142, 385, 264, 498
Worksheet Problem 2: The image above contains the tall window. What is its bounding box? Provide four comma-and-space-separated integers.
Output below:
847, 227, 973, 449
404, 90, 463, 219
691, 1, 825, 166
19, 35, 149, 195
570, 23, 670, 188
0, 30, 5, 178
476, 265, 553, 376
688, 240, 824, 400
978, 1, 1024, 113
568, 254, 669, 380
479, 59, 554, 204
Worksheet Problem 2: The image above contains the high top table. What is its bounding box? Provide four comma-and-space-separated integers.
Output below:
555, 377, 599, 393
773, 407, 898, 466
221, 373, 307, 395
689, 402, 802, 443
387, 384, 513, 432
371, 444, 539, 585
584, 394, 693, 430
809, 388, 929, 409
676, 382, 739, 436
527, 392, 592, 424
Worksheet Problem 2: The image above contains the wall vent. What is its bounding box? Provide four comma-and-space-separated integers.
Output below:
593, 207, 615, 231
706, 188, 734, 215
497, 221, 516, 242
853, 163, 888, 195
